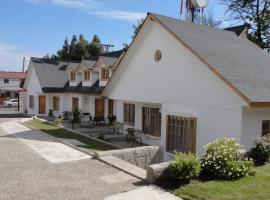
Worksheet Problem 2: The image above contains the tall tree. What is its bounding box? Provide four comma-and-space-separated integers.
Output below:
69, 35, 79, 60
86, 35, 102, 56
222, 0, 270, 51
57, 37, 70, 60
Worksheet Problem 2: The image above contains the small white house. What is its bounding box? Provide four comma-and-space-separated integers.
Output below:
102, 13, 270, 161
23, 53, 122, 118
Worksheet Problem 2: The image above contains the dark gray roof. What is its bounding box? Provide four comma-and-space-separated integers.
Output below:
31, 58, 104, 94
102, 50, 124, 58
224, 24, 249, 36
152, 13, 270, 102
99, 56, 118, 67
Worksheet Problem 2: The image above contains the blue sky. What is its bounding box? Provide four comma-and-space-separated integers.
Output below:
0, 0, 228, 71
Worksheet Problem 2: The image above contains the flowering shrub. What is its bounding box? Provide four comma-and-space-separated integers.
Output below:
248, 134, 270, 165
168, 152, 201, 182
201, 138, 253, 180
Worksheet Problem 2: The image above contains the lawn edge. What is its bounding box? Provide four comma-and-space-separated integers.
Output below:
21, 119, 96, 157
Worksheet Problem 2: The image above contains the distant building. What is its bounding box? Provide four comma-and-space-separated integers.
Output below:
0, 71, 26, 99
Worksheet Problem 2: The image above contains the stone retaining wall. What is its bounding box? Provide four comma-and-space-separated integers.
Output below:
95, 146, 160, 169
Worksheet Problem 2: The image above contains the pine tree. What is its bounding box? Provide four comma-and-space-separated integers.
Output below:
86, 35, 102, 56
69, 35, 78, 60
57, 37, 70, 60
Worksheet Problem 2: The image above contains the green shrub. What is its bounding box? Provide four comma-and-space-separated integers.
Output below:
168, 152, 201, 182
248, 134, 270, 165
201, 138, 253, 180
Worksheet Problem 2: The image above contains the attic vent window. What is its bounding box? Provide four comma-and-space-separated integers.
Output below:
154, 50, 162, 62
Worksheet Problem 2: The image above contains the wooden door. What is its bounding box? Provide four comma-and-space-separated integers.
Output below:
39, 96, 46, 114
72, 97, 79, 112
95, 98, 105, 119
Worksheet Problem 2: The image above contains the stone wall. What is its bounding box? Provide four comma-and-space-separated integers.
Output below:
96, 146, 160, 169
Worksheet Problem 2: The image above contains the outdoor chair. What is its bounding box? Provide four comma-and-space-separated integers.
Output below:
48, 109, 55, 120
133, 130, 143, 146
89, 115, 95, 127
110, 122, 124, 134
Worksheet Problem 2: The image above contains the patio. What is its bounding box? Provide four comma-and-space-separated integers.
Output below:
43, 116, 144, 149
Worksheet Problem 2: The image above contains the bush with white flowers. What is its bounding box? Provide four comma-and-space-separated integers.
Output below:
201, 138, 253, 180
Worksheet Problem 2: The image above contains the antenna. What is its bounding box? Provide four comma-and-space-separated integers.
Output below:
22, 57, 25, 72
101, 44, 114, 53
180, 0, 208, 23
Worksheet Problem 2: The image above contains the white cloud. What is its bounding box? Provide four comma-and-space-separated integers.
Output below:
28, 0, 145, 22
95, 10, 146, 22
52, 0, 100, 9
0, 43, 44, 71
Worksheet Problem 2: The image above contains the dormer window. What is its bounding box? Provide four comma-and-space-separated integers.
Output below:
70, 71, 76, 82
83, 70, 90, 81
101, 68, 109, 81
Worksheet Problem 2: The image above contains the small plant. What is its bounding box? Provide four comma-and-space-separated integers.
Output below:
201, 138, 253, 180
248, 134, 270, 165
168, 152, 201, 183
71, 109, 81, 129
97, 134, 105, 141
55, 115, 63, 125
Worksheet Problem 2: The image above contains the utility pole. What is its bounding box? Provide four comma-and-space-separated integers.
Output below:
101, 44, 114, 53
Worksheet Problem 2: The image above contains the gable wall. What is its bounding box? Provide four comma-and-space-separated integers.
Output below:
105, 19, 248, 159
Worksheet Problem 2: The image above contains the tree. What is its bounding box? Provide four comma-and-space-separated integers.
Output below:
203, 11, 222, 28
86, 35, 102, 56
69, 35, 79, 60
222, 0, 270, 51
57, 37, 69, 60
132, 18, 145, 39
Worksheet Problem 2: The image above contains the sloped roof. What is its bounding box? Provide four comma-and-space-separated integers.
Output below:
0, 72, 26, 79
82, 60, 97, 69
151, 13, 270, 103
224, 24, 249, 36
31, 58, 104, 94
99, 56, 118, 67
103, 50, 124, 58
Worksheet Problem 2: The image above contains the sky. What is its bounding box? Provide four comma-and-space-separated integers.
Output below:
0, 0, 228, 71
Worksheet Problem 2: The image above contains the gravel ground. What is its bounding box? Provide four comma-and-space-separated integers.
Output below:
0, 118, 144, 200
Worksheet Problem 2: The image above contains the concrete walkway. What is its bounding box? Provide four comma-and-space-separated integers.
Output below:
0, 122, 91, 163
0, 118, 143, 200
105, 185, 182, 200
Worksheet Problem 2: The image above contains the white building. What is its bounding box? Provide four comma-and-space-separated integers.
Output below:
102, 13, 270, 161
0, 71, 25, 98
23, 52, 123, 118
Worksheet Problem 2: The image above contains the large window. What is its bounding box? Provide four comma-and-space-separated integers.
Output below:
142, 107, 161, 137
84, 70, 90, 81
124, 103, 135, 125
53, 96, 60, 111
166, 115, 196, 153
101, 68, 109, 81
70, 71, 76, 81
108, 99, 114, 116
262, 120, 270, 136
29, 95, 34, 109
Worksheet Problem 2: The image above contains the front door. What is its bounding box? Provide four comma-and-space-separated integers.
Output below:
72, 97, 79, 112
39, 96, 46, 114
95, 98, 105, 119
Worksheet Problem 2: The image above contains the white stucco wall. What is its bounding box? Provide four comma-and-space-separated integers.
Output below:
241, 108, 270, 149
24, 65, 43, 115
0, 78, 21, 88
105, 18, 248, 161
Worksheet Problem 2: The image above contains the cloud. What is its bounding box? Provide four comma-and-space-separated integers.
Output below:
95, 10, 146, 22
28, 0, 145, 22
0, 43, 44, 71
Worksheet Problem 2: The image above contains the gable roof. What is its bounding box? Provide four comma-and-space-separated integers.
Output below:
103, 13, 270, 106
0, 72, 26, 79
30, 58, 104, 94
224, 24, 249, 36
152, 13, 270, 104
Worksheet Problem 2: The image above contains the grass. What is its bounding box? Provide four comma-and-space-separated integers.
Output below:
24, 119, 117, 153
174, 164, 270, 200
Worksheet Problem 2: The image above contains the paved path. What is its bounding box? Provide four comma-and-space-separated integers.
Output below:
0, 117, 143, 200
0, 122, 91, 163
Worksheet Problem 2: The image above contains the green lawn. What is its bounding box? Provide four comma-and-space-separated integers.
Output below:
24, 119, 117, 152
174, 164, 270, 200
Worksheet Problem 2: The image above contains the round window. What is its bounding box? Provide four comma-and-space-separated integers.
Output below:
154, 50, 162, 62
